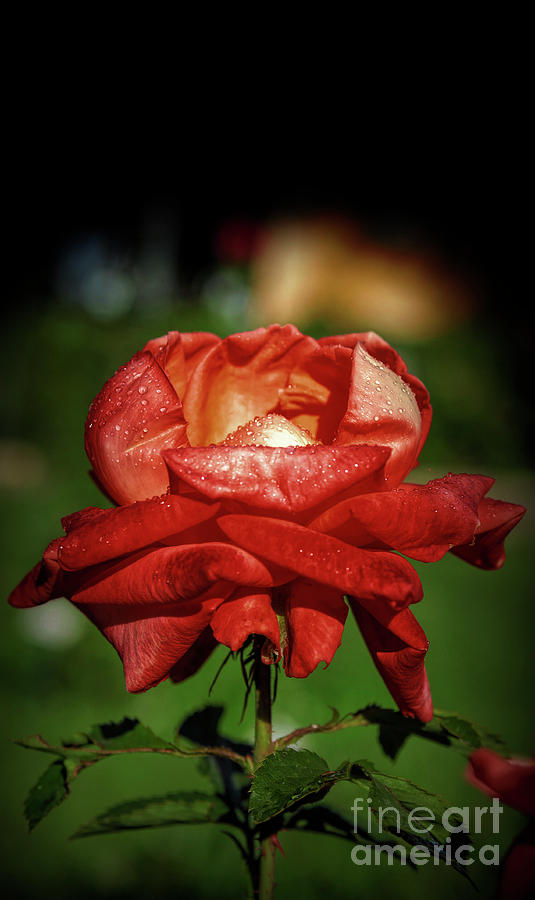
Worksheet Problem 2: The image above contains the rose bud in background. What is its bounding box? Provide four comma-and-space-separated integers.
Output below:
467, 749, 535, 899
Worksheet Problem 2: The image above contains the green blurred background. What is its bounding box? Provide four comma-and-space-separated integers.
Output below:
2, 160, 533, 899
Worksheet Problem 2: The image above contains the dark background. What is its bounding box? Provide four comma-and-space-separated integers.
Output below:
6, 136, 531, 445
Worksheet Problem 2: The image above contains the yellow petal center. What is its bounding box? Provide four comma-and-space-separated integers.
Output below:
222, 413, 318, 447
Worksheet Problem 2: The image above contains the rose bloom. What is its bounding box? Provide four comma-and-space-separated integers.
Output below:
9, 326, 525, 722
467, 749, 535, 899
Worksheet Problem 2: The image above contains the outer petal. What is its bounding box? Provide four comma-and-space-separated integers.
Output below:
284, 578, 348, 678
335, 343, 422, 487
62, 507, 109, 532
451, 497, 526, 569
310, 474, 493, 561
70, 543, 284, 607
77, 582, 233, 691
350, 600, 432, 722
319, 331, 432, 455
498, 836, 535, 900
8, 538, 65, 608
467, 749, 535, 899
58, 495, 219, 570
467, 749, 535, 816
169, 627, 219, 683
85, 351, 189, 505
183, 325, 318, 445
164, 444, 390, 514
210, 588, 280, 653
217, 515, 422, 615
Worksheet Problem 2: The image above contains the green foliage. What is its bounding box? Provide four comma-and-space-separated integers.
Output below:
248, 750, 478, 881
24, 760, 71, 831
17, 705, 508, 838
350, 760, 462, 843
435, 711, 507, 754
366, 706, 508, 760
275, 704, 508, 760
14, 702, 510, 895
84, 717, 175, 751
17, 720, 171, 829
74, 792, 231, 838
16, 714, 250, 830
250, 749, 348, 825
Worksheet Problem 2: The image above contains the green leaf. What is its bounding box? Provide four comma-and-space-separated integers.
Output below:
16, 717, 175, 760
24, 760, 70, 830
15, 718, 179, 829
437, 715, 481, 749
15, 712, 252, 829
178, 707, 252, 810
84, 718, 175, 751
274, 703, 506, 766
350, 705, 508, 760
349, 760, 478, 881
73, 791, 231, 837
177, 706, 225, 745
252, 750, 478, 882
435, 710, 507, 753
284, 804, 358, 843
378, 723, 411, 760
177, 705, 251, 757
250, 749, 350, 825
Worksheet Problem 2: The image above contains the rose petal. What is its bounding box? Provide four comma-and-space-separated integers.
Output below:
276, 343, 353, 442
499, 839, 535, 900
210, 587, 280, 653
61, 507, 109, 533
310, 474, 493, 561
70, 542, 284, 607
335, 342, 422, 487
169, 627, 219, 683
451, 497, 526, 569
164, 444, 390, 514
85, 351, 189, 505
284, 578, 348, 677
319, 331, 432, 454
467, 749, 535, 816
143, 331, 220, 398
183, 325, 317, 445
349, 600, 432, 721
217, 515, 422, 614
8, 538, 64, 608
77, 582, 232, 691
59, 495, 219, 570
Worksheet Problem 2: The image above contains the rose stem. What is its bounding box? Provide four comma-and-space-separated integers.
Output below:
253, 637, 276, 900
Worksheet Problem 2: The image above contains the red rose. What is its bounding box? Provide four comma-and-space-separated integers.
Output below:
467, 749, 535, 898
8, 326, 525, 722
467, 749, 535, 817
